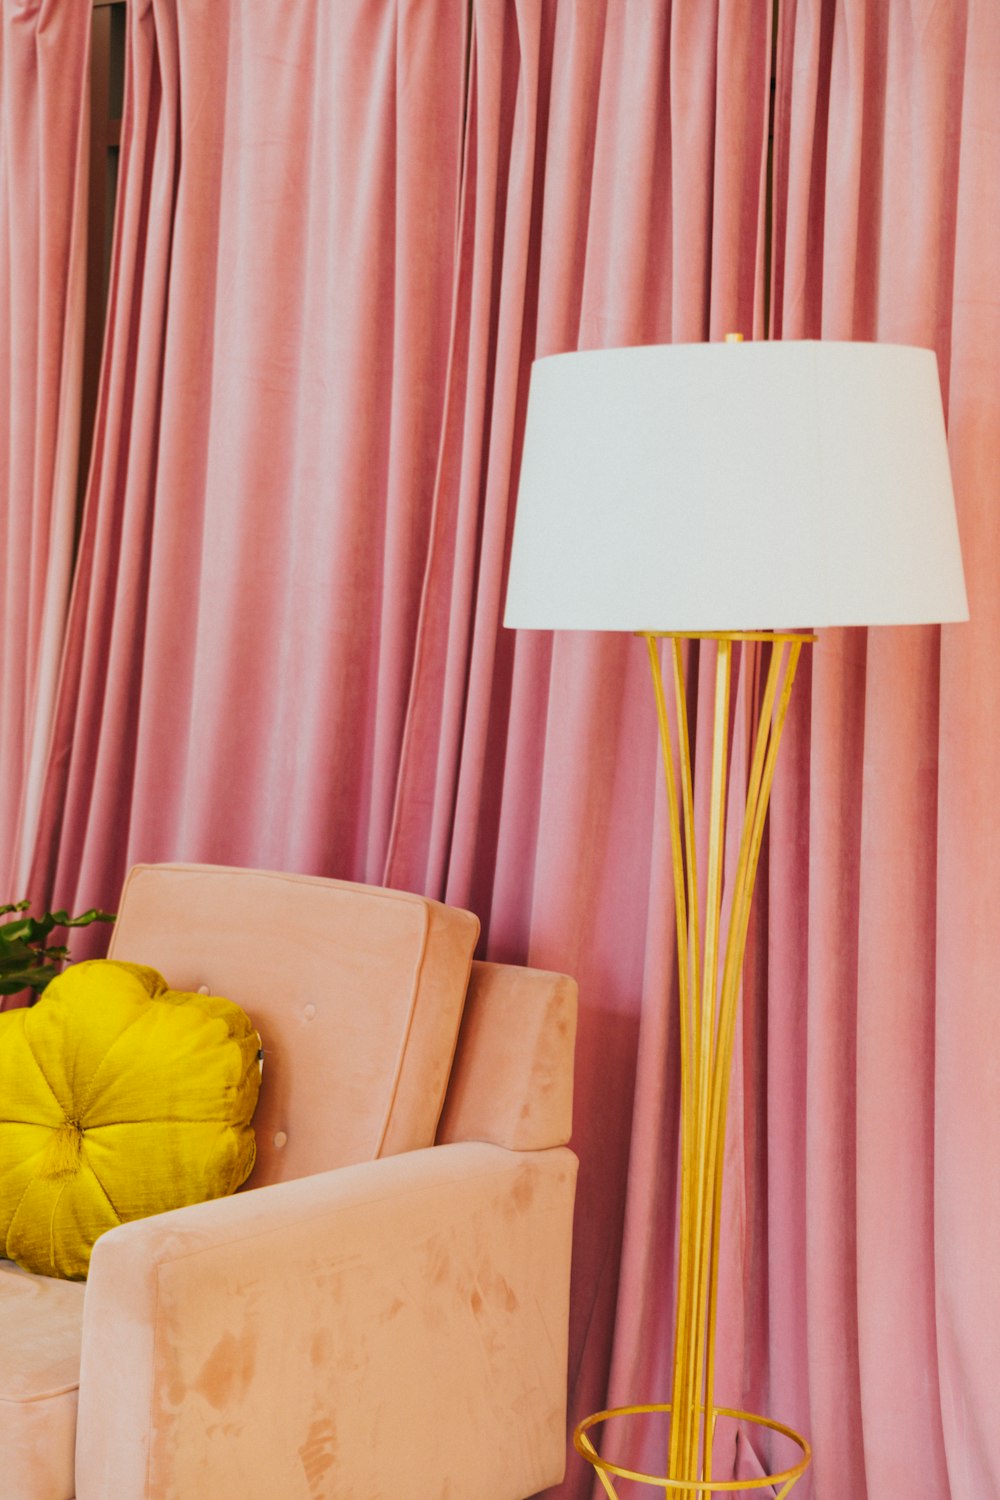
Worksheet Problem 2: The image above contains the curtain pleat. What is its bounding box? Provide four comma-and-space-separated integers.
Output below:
384, 4, 773, 1488
26, 0, 468, 923
769, 4, 1000, 1497
0, 0, 89, 905
6, 2, 997, 1496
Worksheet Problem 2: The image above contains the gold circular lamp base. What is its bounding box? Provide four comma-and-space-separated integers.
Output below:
574, 1403, 811, 1498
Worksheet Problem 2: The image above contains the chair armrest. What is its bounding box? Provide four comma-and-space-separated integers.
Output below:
76, 1142, 578, 1500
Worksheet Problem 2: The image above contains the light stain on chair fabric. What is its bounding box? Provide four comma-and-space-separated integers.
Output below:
298, 1413, 338, 1493
194, 1330, 257, 1411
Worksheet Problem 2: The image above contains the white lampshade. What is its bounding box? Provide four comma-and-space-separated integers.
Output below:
504, 340, 968, 631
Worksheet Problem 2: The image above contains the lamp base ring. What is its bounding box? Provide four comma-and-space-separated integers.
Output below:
574, 1402, 811, 1497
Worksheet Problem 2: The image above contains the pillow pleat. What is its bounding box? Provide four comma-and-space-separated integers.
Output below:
0, 961, 260, 1279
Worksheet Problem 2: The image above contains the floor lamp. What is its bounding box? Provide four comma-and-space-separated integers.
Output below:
504, 338, 968, 1498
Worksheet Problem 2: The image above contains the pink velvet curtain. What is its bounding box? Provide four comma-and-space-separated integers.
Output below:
764, 5, 1000, 1498
26, 0, 467, 911
8, 2, 1000, 1498
382, 3, 774, 1488
0, 0, 89, 898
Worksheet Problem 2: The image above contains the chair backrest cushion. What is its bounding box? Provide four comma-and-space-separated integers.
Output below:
109, 865, 479, 1186
436, 961, 577, 1150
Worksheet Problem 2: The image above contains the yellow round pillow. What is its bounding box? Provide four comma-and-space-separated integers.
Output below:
0, 959, 261, 1280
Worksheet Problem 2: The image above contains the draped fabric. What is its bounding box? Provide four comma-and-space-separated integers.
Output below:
384, 4, 774, 1488
25, 0, 467, 915
0, 0, 89, 900
765, 4, 1000, 1497
7, 3, 999, 1498
21, 3, 777, 1489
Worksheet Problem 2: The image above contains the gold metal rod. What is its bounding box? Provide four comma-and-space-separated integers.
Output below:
700, 800, 768, 1452
575, 634, 813, 1500
753, 645, 801, 882
669, 638, 702, 1482
671, 645, 704, 1476
593, 1466, 620, 1500
699, 642, 787, 1435
700, 643, 803, 1457
646, 636, 698, 1481
644, 637, 690, 1005
672, 639, 701, 1080
685, 640, 732, 1480
701, 640, 733, 1061
575, 1401, 811, 1491
733, 645, 802, 968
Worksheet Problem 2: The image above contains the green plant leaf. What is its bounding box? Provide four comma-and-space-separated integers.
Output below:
0, 965, 58, 995
47, 908, 117, 928
0, 904, 115, 999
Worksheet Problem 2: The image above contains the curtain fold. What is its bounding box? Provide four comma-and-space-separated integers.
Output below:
7, 2, 997, 1496
384, 3, 774, 1489
768, 3, 1000, 1497
26, 0, 468, 923
0, 0, 89, 904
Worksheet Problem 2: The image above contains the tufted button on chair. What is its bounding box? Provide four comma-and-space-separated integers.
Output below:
0, 864, 578, 1500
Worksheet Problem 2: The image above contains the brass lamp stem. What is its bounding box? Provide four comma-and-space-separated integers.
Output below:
573, 630, 814, 1500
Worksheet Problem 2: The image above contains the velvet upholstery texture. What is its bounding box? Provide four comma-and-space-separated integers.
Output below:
107, 865, 480, 1183
0, 961, 260, 1279
762, 7, 1000, 1497
0, 1260, 84, 1500
25, 0, 468, 911
0, 0, 90, 896
438, 961, 577, 1151
0, 864, 578, 1500
8, 4, 997, 1498
77, 1144, 577, 1500
382, 7, 775, 1485
18, 5, 772, 1490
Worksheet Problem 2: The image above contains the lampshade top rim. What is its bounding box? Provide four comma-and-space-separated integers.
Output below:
531, 337, 937, 361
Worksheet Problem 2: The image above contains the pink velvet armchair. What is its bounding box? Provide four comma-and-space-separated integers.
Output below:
0, 864, 578, 1500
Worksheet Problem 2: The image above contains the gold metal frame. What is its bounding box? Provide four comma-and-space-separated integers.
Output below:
576, 1403, 810, 1497
574, 631, 814, 1498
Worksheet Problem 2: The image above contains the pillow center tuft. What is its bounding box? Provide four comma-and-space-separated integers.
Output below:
40, 1122, 85, 1180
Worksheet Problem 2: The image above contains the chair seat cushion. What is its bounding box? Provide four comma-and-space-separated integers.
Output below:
0, 1259, 83, 1500
0, 961, 261, 1279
